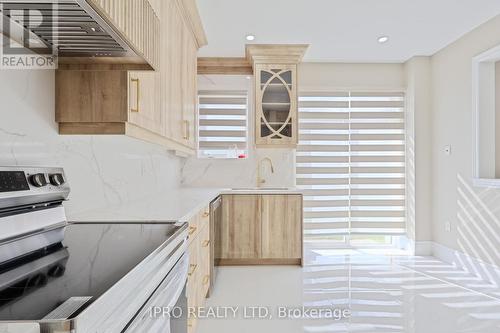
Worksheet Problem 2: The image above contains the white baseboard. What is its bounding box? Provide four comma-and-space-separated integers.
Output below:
414, 241, 433, 256
427, 241, 500, 286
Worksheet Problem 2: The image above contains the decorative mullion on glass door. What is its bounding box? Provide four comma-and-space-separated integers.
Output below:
256, 64, 298, 146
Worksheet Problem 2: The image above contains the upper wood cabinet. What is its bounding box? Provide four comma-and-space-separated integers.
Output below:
128, 71, 162, 135
56, 0, 207, 155
162, 0, 199, 150
255, 64, 298, 147
86, 0, 161, 69
246, 45, 309, 148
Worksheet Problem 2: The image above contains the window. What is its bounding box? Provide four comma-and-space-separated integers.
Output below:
198, 90, 248, 159
296, 92, 406, 243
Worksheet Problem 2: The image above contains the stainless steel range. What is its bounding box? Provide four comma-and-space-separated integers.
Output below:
0, 167, 189, 333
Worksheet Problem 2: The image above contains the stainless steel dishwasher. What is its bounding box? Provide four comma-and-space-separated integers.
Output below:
208, 196, 222, 296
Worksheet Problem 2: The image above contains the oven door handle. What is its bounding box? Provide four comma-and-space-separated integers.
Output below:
123, 253, 189, 332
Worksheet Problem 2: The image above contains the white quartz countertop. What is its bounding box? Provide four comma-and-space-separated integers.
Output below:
67, 187, 302, 223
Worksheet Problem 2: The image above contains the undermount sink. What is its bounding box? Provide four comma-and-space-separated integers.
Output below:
231, 187, 291, 191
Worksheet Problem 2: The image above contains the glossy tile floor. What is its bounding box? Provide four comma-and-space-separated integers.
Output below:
197, 248, 500, 333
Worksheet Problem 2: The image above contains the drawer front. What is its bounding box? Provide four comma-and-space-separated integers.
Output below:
198, 204, 210, 229
187, 224, 208, 333
187, 236, 200, 305
198, 224, 211, 299
188, 212, 200, 245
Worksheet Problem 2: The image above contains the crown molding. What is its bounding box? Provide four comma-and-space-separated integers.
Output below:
245, 44, 309, 66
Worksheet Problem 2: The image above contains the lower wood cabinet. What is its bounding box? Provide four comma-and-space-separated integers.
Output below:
187, 205, 210, 333
219, 195, 261, 259
218, 194, 303, 265
261, 195, 303, 259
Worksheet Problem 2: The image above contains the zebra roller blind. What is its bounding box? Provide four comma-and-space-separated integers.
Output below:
198, 90, 248, 158
297, 92, 406, 237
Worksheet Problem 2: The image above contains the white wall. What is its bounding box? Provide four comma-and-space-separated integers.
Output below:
431, 13, 500, 267
0, 69, 182, 217
299, 63, 405, 91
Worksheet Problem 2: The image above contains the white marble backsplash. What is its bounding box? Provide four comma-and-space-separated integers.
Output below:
0, 69, 182, 216
181, 148, 296, 188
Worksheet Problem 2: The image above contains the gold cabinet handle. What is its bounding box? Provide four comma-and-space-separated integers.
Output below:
202, 240, 210, 247
202, 275, 210, 285
202, 212, 209, 218
183, 120, 190, 140
130, 77, 140, 112
188, 226, 197, 235
188, 264, 198, 276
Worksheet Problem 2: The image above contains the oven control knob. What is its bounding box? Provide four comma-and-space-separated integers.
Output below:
30, 173, 47, 187
49, 173, 65, 186
27, 273, 48, 288
48, 264, 66, 277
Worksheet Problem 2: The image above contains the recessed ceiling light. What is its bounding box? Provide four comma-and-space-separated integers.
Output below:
245, 34, 255, 41
378, 36, 389, 44
246, 76, 251, 80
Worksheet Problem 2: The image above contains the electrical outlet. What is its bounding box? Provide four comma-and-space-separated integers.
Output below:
445, 221, 451, 232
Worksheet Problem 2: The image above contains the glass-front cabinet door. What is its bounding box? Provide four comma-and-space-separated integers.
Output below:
255, 64, 298, 147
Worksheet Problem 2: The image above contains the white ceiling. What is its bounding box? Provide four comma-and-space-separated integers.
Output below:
196, 0, 500, 63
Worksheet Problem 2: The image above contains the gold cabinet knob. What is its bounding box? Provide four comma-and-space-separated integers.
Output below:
188, 264, 198, 276
188, 226, 197, 235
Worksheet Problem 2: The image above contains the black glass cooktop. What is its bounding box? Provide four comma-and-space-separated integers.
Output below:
0, 223, 182, 321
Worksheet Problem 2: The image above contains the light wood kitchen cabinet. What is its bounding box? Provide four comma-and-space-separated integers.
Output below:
254, 64, 298, 147
86, 0, 160, 69
161, 0, 198, 149
187, 204, 211, 333
56, 0, 207, 155
181, 29, 199, 149
55, 69, 166, 139
261, 195, 303, 259
128, 71, 162, 135
218, 194, 303, 265
246, 44, 309, 148
220, 195, 262, 259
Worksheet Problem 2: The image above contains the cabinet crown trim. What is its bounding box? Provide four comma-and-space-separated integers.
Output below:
246, 44, 309, 66
197, 57, 253, 75
175, 0, 208, 48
